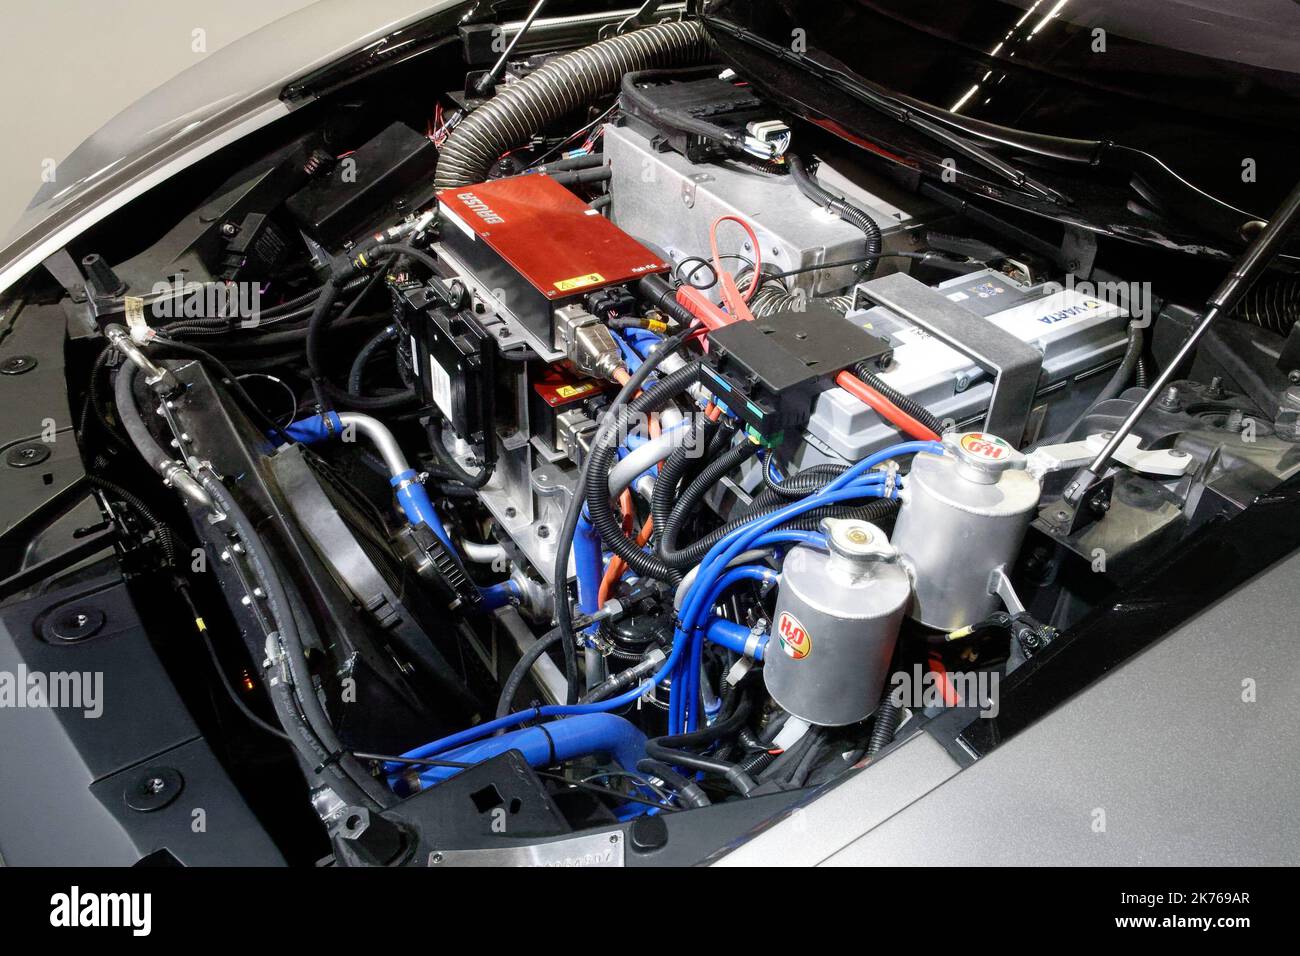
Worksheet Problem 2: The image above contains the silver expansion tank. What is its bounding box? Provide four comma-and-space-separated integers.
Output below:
763, 519, 912, 727
891, 433, 1041, 631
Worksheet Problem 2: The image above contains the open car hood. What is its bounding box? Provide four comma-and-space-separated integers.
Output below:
702, 0, 1300, 260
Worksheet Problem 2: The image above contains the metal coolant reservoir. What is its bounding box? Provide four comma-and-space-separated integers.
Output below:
891, 433, 1041, 631
763, 519, 911, 727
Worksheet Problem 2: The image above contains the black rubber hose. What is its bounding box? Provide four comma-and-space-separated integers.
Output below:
637, 274, 698, 328
656, 439, 759, 565
620, 66, 747, 154
787, 154, 883, 277
636, 758, 711, 809
548, 166, 612, 188
179, 311, 386, 353
643, 688, 758, 797
658, 496, 901, 569
643, 741, 756, 797
583, 361, 704, 582
434, 20, 711, 189
427, 419, 496, 490
113, 364, 389, 809
526, 153, 606, 176
111, 363, 178, 475
305, 245, 431, 409
197, 469, 395, 810
853, 363, 946, 436
553, 328, 694, 702
787, 729, 828, 788
758, 727, 820, 783
1056, 322, 1145, 441
495, 626, 563, 720
348, 324, 400, 394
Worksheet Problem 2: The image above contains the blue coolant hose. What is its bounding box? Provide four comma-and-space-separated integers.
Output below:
390, 712, 647, 790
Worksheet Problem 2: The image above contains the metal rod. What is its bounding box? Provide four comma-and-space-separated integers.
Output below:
1078, 178, 1300, 485
474, 0, 551, 97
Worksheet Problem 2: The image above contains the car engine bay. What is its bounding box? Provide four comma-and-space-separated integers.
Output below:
4, 6, 1300, 866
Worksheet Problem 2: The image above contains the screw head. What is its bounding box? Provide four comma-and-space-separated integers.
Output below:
124, 766, 183, 812
0, 354, 36, 375
45, 606, 106, 642
7, 442, 51, 468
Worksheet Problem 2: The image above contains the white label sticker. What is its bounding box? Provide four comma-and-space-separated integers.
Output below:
429, 353, 454, 420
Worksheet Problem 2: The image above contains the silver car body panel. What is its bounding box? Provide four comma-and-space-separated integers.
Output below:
716, 550, 1300, 865
0, 0, 458, 298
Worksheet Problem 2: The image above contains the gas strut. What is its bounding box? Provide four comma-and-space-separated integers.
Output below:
473, 0, 551, 98
1054, 177, 1300, 531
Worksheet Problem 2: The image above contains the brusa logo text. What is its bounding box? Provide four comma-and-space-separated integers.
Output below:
456, 192, 506, 224
50, 886, 151, 936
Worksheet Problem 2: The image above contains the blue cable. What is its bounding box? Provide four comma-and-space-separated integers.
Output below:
397, 442, 938, 770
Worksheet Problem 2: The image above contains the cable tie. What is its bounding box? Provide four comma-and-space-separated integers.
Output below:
314, 749, 346, 774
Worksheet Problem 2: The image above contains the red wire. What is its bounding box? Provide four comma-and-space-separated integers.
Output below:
686, 217, 938, 445
927, 652, 961, 707
834, 371, 941, 442
709, 215, 762, 312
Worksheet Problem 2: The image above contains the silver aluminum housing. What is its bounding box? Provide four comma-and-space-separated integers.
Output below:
891, 438, 1041, 631
763, 520, 911, 726
602, 122, 930, 297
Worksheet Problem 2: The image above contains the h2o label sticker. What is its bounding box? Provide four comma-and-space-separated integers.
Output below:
959, 433, 1011, 461
776, 611, 812, 660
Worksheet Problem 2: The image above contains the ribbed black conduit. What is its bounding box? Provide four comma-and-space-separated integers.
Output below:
787, 154, 883, 278
434, 21, 711, 189
852, 362, 946, 437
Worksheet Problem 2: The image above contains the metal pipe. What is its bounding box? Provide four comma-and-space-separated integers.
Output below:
336, 412, 454, 550
460, 539, 508, 564
104, 324, 175, 392
607, 418, 701, 496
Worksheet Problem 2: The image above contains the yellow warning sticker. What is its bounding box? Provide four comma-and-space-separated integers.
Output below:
554, 272, 605, 292
555, 383, 596, 399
